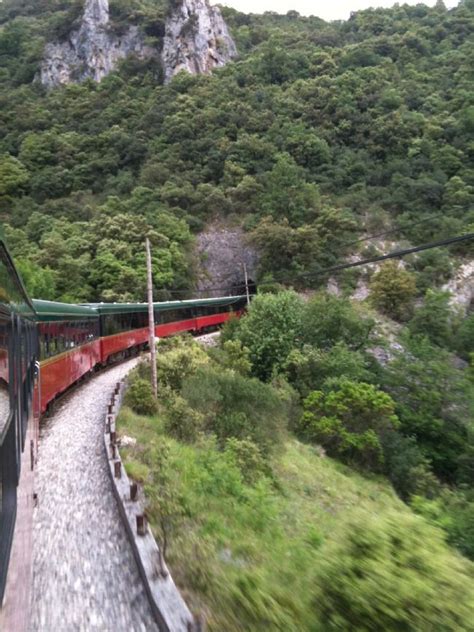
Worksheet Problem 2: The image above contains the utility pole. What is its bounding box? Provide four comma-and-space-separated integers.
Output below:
243, 262, 250, 306
146, 237, 157, 398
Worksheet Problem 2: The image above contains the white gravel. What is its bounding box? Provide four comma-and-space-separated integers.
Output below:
29, 358, 159, 632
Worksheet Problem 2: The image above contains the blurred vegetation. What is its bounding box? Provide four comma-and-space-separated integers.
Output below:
119, 290, 474, 628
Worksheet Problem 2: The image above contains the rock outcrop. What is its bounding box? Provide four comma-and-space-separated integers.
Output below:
40, 0, 152, 87
40, 0, 237, 87
162, 0, 237, 83
442, 261, 474, 315
196, 224, 258, 296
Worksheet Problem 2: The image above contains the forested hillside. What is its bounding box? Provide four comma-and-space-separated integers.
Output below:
0, 0, 473, 301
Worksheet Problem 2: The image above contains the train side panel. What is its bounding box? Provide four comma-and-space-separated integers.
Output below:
39, 340, 101, 413
99, 328, 149, 364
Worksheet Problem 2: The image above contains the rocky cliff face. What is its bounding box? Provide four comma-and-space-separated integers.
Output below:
40, 0, 237, 87
40, 0, 152, 87
162, 0, 237, 83
196, 224, 258, 296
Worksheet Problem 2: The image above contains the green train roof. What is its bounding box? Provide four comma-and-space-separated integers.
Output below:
84, 295, 247, 315
32, 299, 99, 321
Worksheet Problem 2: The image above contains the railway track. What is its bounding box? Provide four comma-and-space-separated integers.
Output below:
29, 358, 158, 632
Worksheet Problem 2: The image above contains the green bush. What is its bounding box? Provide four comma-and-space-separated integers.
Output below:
283, 342, 374, 397
220, 314, 241, 345
381, 431, 439, 501
301, 292, 374, 350
370, 261, 417, 321
313, 511, 474, 631
224, 437, 271, 484
163, 390, 204, 443
412, 490, 474, 561
408, 289, 454, 347
454, 314, 474, 360
156, 335, 209, 391
216, 340, 252, 376
236, 291, 304, 381
299, 379, 399, 471
125, 377, 157, 416
182, 366, 288, 452
382, 335, 471, 483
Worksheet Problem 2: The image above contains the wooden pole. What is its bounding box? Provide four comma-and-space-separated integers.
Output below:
243, 262, 250, 306
146, 237, 158, 398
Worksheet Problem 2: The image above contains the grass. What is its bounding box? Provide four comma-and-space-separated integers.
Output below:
117, 405, 411, 631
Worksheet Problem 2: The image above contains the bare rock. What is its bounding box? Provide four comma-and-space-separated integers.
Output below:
40, 0, 154, 87
442, 260, 474, 316
196, 224, 258, 296
162, 0, 237, 83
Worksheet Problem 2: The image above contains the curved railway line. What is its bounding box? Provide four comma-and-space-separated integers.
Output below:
0, 230, 247, 630
30, 358, 158, 632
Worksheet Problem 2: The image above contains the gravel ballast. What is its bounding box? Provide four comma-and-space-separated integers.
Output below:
29, 358, 158, 632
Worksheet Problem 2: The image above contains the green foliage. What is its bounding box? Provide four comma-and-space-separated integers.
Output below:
224, 437, 270, 484
236, 291, 304, 381
382, 335, 472, 482
163, 389, 204, 443
454, 314, 474, 360
214, 340, 252, 376
370, 261, 417, 321
412, 490, 474, 561
156, 335, 209, 391
283, 342, 373, 397
1, 1, 473, 301
299, 379, 399, 471
301, 292, 374, 350
408, 289, 454, 347
182, 366, 287, 452
313, 511, 474, 631
381, 431, 439, 501
144, 440, 185, 560
124, 377, 157, 416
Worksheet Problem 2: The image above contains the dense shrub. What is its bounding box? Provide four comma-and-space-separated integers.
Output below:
299, 379, 399, 471
408, 289, 454, 347
381, 431, 439, 501
412, 491, 474, 561
313, 511, 474, 631
236, 291, 304, 381
369, 261, 417, 321
125, 377, 157, 416
182, 366, 288, 452
163, 390, 204, 443
382, 336, 472, 482
156, 335, 209, 390
301, 292, 374, 350
283, 342, 373, 396
224, 437, 270, 484
213, 340, 252, 376
454, 313, 474, 360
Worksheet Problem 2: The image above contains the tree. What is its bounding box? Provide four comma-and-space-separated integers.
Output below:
299, 379, 399, 471
454, 314, 474, 360
301, 292, 374, 350
283, 342, 374, 397
383, 336, 471, 482
0, 154, 29, 210
408, 289, 453, 347
370, 261, 417, 320
313, 511, 474, 631
182, 366, 288, 452
236, 291, 304, 381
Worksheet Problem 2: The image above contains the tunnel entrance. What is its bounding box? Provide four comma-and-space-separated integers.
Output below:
230, 278, 257, 297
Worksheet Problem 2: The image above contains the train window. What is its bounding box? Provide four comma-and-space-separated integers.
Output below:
0, 315, 10, 440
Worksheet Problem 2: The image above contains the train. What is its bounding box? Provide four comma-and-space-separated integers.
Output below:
0, 230, 247, 608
